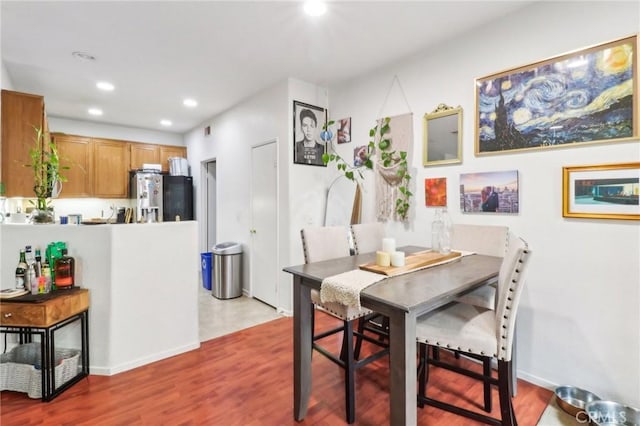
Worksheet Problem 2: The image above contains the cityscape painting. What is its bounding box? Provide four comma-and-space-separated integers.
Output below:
460, 170, 519, 213
475, 35, 637, 155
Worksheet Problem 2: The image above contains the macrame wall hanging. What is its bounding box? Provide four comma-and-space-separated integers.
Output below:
374, 75, 414, 222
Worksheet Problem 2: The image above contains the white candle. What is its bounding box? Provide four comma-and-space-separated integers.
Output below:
376, 251, 391, 267
382, 238, 395, 254
391, 251, 405, 267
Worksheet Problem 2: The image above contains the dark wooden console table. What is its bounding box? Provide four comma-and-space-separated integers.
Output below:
0, 288, 89, 401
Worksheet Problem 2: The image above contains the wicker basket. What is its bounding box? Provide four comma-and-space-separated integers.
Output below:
0, 342, 80, 399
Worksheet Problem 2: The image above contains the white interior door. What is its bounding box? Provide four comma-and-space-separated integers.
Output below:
250, 141, 278, 307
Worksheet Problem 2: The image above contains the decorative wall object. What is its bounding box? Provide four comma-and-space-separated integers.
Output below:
337, 117, 351, 144
460, 170, 519, 213
563, 162, 639, 220
475, 35, 637, 155
293, 100, 326, 166
353, 145, 369, 167
373, 113, 413, 221
423, 104, 462, 166
425, 178, 447, 207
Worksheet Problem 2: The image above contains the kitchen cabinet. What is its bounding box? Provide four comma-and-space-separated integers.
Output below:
130, 143, 160, 170
93, 138, 130, 198
159, 146, 187, 172
1, 90, 46, 197
53, 134, 93, 198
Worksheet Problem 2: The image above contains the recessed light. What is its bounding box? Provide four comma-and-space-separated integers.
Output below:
72, 51, 96, 61
160, 120, 172, 127
183, 98, 198, 108
304, 0, 327, 17
88, 108, 103, 116
96, 81, 115, 91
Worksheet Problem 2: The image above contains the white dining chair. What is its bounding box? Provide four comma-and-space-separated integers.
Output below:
416, 235, 532, 426
350, 222, 385, 254
452, 224, 509, 309
300, 226, 389, 424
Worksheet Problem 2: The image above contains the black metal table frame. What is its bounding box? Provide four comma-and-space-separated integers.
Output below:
1, 310, 89, 402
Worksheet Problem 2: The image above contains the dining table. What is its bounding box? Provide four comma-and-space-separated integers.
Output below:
283, 245, 503, 426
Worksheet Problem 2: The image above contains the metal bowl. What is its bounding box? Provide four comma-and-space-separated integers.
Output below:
585, 400, 640, 425
555, 385, 601, 417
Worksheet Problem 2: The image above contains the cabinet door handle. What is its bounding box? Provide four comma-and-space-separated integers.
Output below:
4, 313, 12, 318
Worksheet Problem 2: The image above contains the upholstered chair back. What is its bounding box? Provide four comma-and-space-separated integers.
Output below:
495, 235, 532, 361
301, 226, 351, 264
451, 224, 509, 257
350, 222, 385, 255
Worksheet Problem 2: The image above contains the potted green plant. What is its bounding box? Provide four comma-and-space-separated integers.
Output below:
26, 127, 67, 223
323, 117, 413, 220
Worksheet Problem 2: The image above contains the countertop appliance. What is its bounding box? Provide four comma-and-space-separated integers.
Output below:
130, 170, 163, 223
163, 175, 193, 221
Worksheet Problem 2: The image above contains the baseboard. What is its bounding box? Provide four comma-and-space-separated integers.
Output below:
517, 369, 558, 391
89, 342, 201, 376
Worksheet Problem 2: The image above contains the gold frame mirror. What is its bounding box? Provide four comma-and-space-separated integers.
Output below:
423, 104, 463, 166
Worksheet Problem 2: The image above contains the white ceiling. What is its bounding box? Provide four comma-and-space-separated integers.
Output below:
1, 1, 534, 134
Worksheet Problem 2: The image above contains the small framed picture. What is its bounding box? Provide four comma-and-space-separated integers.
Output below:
460, 170, 519, 213
563, 162, 639, 220
425, 178, 447, 207
337, 117, 351, 144
354, 145, 369, 167
293, 100, 326, 166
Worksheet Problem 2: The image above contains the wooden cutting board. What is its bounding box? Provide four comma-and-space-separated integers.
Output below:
359, 250, 462, 276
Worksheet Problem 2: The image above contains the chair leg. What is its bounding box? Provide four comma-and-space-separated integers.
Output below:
498, 360, 517, 426
432, 346, 440, 361
343, 320, 356, 424
354, 317, 366, 360
482, 357, 492, 412
417, 343, 428, 408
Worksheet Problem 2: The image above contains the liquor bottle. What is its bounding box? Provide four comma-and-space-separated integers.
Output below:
41, 259, 52, 293
25, 245, 35, 291
28, 263, 38, 295
15, 249, 27, 289
34, 247, 43, 277
54, 248, 75, 289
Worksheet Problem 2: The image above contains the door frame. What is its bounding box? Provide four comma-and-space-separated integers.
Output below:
249, 139, 279, 302
199, 156, 217, 254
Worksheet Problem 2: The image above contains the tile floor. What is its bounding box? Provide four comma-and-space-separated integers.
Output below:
198, 285, 283, 342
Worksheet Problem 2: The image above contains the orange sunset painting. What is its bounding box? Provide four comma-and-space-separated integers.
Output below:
425, 178, 447, 207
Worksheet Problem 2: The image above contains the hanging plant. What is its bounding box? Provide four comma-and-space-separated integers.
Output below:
323, 116, 413, 220
366, 117, 412, 220
321, 120, 365, 182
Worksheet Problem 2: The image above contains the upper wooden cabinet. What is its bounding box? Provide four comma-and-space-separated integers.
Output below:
52, 134, 93, 198
159, 146, 187, 172
93, 139, 131, 198
130, 143, 160, 170
1, 90, 46, 197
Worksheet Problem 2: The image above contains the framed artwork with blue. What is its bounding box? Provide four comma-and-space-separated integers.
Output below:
475, 35, 637, 155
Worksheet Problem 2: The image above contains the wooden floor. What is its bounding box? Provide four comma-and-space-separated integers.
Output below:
1, 314, 552, 425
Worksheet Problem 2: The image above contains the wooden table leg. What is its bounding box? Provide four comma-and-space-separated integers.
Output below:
388, 310, 417, 426
293, 276, 312, 421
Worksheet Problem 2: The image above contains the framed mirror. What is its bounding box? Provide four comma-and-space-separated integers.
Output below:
423, 104, 463, 166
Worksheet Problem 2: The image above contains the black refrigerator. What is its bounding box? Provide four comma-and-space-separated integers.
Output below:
163, 175, 194, 221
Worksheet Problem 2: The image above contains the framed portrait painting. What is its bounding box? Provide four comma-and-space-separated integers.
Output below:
563, 162, 639, 220
293, 100, 326, 166
476, 35, 637, 155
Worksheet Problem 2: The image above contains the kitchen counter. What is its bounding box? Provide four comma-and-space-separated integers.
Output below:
0, 221, 200, 375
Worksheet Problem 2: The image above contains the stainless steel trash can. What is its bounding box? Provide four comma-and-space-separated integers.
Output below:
212, 242, 242, 299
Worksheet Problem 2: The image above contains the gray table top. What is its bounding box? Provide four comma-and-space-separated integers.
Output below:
284, 246, 502, 314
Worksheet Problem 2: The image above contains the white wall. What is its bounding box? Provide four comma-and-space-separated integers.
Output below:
185, 80, 294, 311
329, 1, 640, 408
1, 60, 14, 90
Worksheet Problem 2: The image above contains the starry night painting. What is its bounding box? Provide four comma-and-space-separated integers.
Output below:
476, 36, 637, 155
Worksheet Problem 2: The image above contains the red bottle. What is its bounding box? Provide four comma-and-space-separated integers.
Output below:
54, 248, 75, 289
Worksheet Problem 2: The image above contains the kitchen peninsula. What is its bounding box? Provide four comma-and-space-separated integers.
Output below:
0, 221, 199, 375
